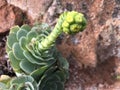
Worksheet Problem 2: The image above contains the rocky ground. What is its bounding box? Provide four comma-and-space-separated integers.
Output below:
0, 0, 120, 90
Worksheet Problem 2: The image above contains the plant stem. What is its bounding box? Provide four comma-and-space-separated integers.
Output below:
39, 13, 65, 51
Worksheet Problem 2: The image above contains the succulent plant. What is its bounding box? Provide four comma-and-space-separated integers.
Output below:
3, 11, 87, 90
0, 75, 38, 90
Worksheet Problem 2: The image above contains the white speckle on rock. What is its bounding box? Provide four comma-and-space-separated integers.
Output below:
116, 48, 120, 57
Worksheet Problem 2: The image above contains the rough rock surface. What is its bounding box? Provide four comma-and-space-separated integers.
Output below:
0, 0, 25, 33
0, 0, 120, 90
59, 0, 117, 67
59, 0, 120, 89
7, 0, 54, 21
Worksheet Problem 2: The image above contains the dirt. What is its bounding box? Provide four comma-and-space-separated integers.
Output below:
0, 32, 15, 76
65, 56, 119, 89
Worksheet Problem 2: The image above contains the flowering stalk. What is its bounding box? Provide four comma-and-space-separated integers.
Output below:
39, 11, 87, 50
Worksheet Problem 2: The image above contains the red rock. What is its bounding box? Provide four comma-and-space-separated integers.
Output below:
7, 0, 53, 20
59, 0, 116, 67
0, 0, 24, 33
0, 0, 7, 8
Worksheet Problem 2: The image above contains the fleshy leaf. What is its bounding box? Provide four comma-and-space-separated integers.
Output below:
10, 26, 19, 34
8, 51, 21, 72
19, 36, 27, 50
23, 50, 46, 65
12, 43, 25, 60
16, 29, 27, 40
31, 65, 48, 82
6, 44, 11, 53
7, 33, 17, 49
10, 76, 38, 90
20, 60, 39, 74
21, 24, 31, 32
27, 30, 38, 42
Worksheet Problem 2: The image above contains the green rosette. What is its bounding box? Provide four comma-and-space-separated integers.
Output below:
6, 23, 69, 89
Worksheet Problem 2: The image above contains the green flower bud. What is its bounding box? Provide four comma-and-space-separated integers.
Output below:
62, 21, 69, 28
66, 16, 74, 23
70, 24, 81, 33
63, 27, 70, 34
61, 11, 87, 34
75, 14, 83, 23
